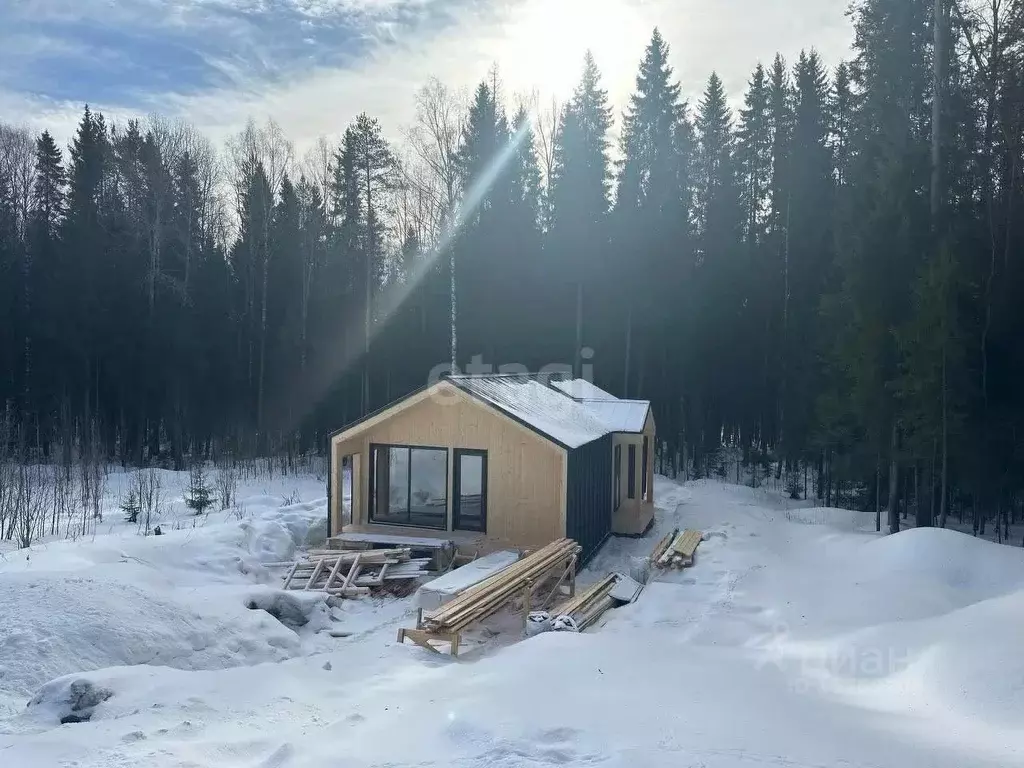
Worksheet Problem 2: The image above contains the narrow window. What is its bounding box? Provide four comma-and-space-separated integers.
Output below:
642, 436, 649, 500
614, 444, 622, 510
454, 449, 487, 533
628, 444, 637, 499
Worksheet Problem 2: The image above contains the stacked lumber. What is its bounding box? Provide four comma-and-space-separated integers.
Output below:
552, 574, 617, 631
548, 572, 645, 632
652, 529, 703, 569
271, 548, 431, 598
398, 538, 580, 656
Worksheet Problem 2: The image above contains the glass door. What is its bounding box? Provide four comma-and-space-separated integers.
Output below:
453, 449, 487, 533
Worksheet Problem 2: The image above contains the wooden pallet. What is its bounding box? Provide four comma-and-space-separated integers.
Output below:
275, 548, 430, 597
397, 539, 580, 656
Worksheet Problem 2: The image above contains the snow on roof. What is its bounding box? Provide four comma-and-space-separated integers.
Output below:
550, 378, 620, 401
449, 375, 612, 449
547, 378, 650, 433
580, 399, 650, 433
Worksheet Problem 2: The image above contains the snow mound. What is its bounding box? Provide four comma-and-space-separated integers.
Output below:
27, 678, 114, 724
244, 588, 333, 632
0, 573, 305, 701
863, 526, 1024, 594
240, 500, 327, 563
0, 496, 333, 711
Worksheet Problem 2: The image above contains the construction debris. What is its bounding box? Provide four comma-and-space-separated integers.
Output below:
652, 529, 704, 569
398, 538, 580, 656
268, 548, 431, 598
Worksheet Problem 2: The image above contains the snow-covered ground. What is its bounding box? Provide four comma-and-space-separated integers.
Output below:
1, 471, 1022, 767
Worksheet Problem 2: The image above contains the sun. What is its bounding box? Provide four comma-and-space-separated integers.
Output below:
495, 0, 649, 107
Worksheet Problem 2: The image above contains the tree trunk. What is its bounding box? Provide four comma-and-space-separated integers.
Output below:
930, 0, 945, 222
939, 342, 949, 528
887, 423, 901, 533
875, 455, 881, 529
575, 281, 585, 382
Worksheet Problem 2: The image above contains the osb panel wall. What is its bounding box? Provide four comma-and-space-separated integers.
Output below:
333, 383, 567, 549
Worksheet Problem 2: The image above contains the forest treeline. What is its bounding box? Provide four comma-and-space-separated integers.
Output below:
1, 0, 1023, 533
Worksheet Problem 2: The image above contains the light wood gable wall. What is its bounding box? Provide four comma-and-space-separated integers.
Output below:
330, 381, 568, 550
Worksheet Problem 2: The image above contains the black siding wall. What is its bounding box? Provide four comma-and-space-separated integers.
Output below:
566, 434, 613, 567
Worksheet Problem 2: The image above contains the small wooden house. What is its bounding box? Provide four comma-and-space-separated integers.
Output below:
327, 374, 655, 565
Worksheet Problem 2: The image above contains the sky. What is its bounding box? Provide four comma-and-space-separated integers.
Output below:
0, 0, 855, 152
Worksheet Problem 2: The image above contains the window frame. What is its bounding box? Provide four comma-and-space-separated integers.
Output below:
628, 443, 637, 500
614, 443, 622, 510
368, 443, 449, 530
453, 448, 488, 533
642, 436, 649, 501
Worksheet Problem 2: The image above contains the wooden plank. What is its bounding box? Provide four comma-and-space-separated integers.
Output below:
398, 627, 455, 655
323, 554, 347, 591
304, 558, 326, 590
281, 561, 301, 590
342, 553, 362, 591
673, 529, 702, 558
330, 532, 454, 549
650, 529, 677, 565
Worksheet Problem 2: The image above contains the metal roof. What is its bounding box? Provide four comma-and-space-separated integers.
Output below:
448, 375, 612, 449
549, 378, 620, 401
579, 399, 650, 434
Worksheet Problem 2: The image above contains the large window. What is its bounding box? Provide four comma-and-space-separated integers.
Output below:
369, 444, 448, 529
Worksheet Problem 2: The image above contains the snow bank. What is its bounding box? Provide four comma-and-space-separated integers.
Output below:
0, 482, 336, 714
3, 475, 1022, 768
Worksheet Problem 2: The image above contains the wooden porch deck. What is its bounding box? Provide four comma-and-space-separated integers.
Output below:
331, 524, 498, 559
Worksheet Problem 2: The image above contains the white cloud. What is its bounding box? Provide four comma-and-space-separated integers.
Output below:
164, 0, 852, 149
4, 0, 855, 153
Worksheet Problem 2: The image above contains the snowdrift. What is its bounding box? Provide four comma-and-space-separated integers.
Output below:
0, 492, 330, 712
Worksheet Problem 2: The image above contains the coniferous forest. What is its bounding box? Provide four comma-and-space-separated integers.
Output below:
2, 0, 1024, 533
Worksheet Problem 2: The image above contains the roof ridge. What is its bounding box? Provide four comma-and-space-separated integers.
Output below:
445, 372, 572, 381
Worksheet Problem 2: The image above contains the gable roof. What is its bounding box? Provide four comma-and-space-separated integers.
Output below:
448, 375, 611, 450
329, 374, 654, 451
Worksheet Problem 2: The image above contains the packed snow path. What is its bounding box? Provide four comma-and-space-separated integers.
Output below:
1, 474, 1022, 767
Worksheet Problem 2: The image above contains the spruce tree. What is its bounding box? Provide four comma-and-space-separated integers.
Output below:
550, 51, 613, 379
615, 28, 688, 399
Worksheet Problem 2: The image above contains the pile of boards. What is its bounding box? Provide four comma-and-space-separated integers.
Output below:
272, 548, 432, 598
650, 528, 703, 569
398, 538, 580, 656
542, 572, 643, 632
